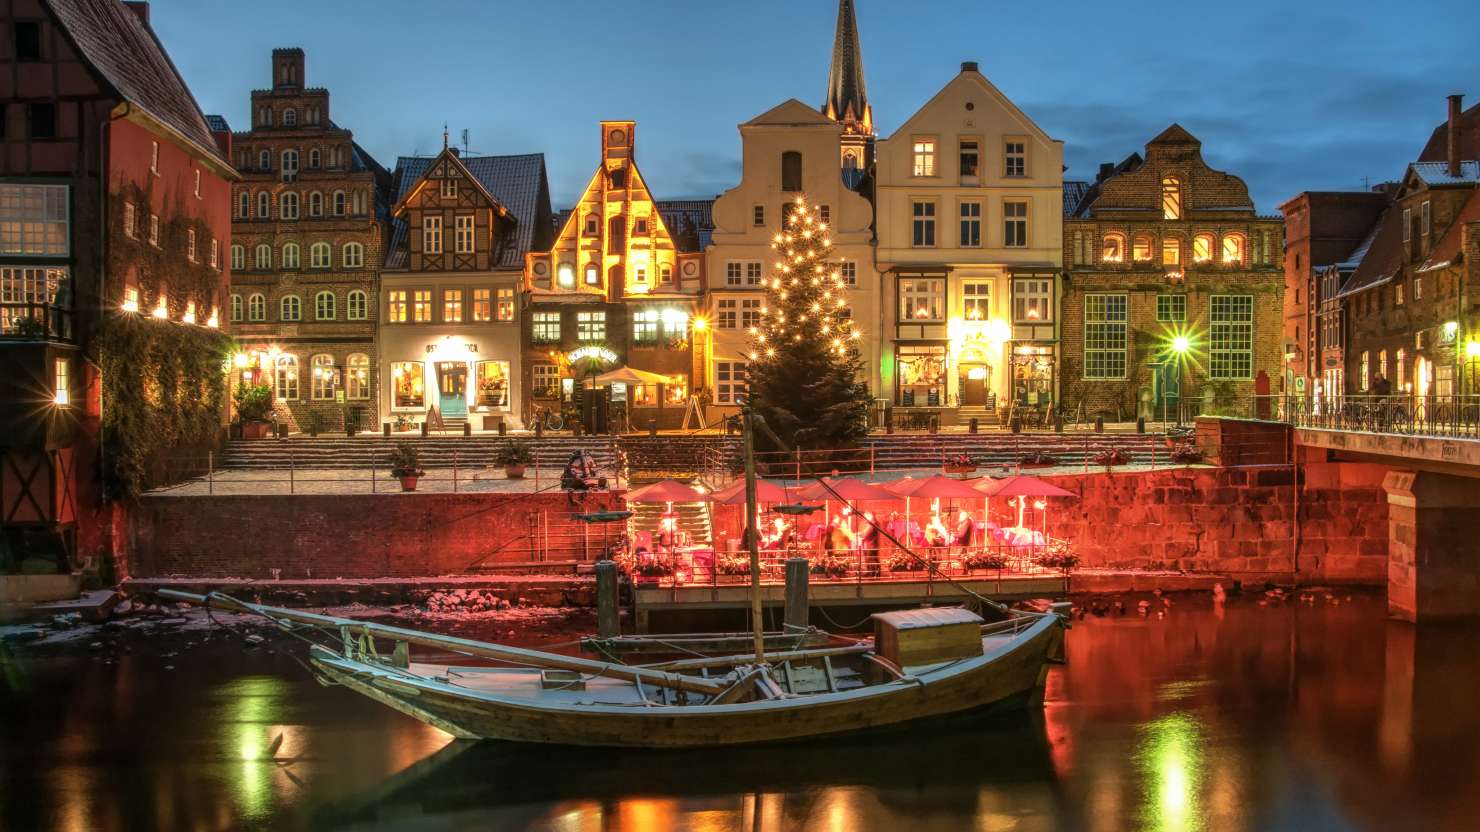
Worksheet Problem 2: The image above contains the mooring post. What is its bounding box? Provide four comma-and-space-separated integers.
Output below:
596, 560, 619, 639
784, 557, 809, 633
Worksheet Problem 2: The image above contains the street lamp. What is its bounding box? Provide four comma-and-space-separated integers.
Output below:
1172, 336, 1191, 354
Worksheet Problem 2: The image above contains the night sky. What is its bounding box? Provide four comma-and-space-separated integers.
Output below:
158, 0, 1480, 213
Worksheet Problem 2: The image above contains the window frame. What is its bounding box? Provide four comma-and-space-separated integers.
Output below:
423, 215, 443, 254
248, 293, 266, 322
347, 290, 368, 320
898, 277, 944, 323
346, 353, 370, 400
959, 200, 982, 248
1002, 199, 1028, 248
1209, 294, 1254, 380
274, 355, 299, 400
454, 214, 475, 254
911, 200, 937, 247
280, 295, 302, 322
315, 291, 336, 321
911, 137, 937, 177
309, 242, 331, 269
715, 360, 748, 404
1012, 277, 1054, 324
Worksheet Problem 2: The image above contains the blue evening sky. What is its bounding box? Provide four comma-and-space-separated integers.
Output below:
156, 0, 1480, 213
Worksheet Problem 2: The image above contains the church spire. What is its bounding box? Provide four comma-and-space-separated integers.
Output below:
823, 0, 871, 135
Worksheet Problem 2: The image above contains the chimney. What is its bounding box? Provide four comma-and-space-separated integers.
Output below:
1098, 162, 1114, 182
1448, 94, 1464, 178
124, 2, 149, 25
960, 61, 978, 74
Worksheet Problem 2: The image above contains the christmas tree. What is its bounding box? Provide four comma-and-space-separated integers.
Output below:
745, 197, 871, 449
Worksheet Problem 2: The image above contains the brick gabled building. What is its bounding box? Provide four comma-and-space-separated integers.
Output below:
1341, 96, 1480, 398
226, 48, 390, 434
1062, 125, 1284, 420
1, 0, 236, 571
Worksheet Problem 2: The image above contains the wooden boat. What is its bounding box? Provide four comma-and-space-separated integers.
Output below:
158, 589, 1065, 748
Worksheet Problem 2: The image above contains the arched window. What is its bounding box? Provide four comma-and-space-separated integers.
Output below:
308, 148, 321, 169
257, 191, 270, 218
258, 149, 270, 170
230, 244, 245, 271
282, 108, 297, 127
1221, 233, 1245, 264
274, 355, 298, 400
332, 190, 347, 216
280, 295, 301, 321
281, 242, 300, 269
237, 191, 249, 218
843, 150, 860, 171
342, 242, 364, 268
1101, 233, 1125, 263
310, 242, 331, 269
1132, 233, 1154, 262
346, 354, 370, 400
327, 147, 339, 168
1193, 233, 1215, 263
315, 291, 336, 320
351, 190, 366, 215
584, 262, 600, 286
781, 151, 803, 192
347, 290, 368, 320
230, 294, 243, 322
308, 191, 323, 217
253, 244, 271, 270
247, 293, 266, 321
1162, 236, 1181, 266
280, 191, 299, 220
1161, 176, 1182, 220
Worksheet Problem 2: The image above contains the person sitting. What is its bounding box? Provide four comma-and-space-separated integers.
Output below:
825, 515, 855, 554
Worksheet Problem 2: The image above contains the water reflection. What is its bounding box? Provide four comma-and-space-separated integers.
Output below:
7, 593, 1480, 831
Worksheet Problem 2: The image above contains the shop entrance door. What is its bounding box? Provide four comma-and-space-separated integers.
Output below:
436, 361, 468, 419
960, 364, 989, 406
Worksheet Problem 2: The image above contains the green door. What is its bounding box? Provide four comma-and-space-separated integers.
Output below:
1152, 361, 1181, 421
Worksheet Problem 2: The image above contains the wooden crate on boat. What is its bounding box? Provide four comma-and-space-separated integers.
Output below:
871, 607, 984, 669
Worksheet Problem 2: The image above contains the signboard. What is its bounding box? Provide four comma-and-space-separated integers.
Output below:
568, 345, 618, 364
335, 390, 346, 404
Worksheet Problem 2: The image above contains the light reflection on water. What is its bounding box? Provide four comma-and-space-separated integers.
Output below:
5, 592, 1480, 830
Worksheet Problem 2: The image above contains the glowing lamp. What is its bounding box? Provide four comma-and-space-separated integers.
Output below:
182, 303, 197, 325
691, 317, 707, 332
152, 299, 169, 319
121, 298, 139, 313
233, 352, 250, 368
1467, 340, 1480, 359
1172, 336, 1191, 353
54, 388, 69, 406
557, 263, 574, 287
206, 310, 219, 328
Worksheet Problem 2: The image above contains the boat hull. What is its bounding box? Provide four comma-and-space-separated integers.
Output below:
308, 615, 1064, 748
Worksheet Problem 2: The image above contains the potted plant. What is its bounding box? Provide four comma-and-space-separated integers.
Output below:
497, 440, 533, 479
1169, 443, 1204, 464
394, 414, 415, 433
234, 383, 273, 439
963, 551, 1008, 575
1019, 450, 1059, 468
943, 453, 978, 475
1036, 543, 1080, 576
716, 552, 752, 580
1091, 447, 1129, 469
808, 553, 850, 579
885, 551, 928, 575
388, 442, 424, 492
631, 556, 675, 584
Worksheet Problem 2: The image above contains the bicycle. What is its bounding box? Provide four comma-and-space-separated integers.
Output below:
532, 404, 565, 432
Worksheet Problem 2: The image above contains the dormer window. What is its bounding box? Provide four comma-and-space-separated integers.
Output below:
441, 178, 457, 199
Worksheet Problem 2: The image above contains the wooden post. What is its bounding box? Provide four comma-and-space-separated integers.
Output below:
743, 408, 764, 662
595, 560, 619, 639
783, 557, 809, 633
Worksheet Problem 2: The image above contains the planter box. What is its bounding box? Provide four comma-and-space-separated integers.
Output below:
504, 464, 526, 479
242, 421, 269, 439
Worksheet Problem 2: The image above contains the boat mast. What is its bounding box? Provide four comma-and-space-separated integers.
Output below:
742, 406, 765, 662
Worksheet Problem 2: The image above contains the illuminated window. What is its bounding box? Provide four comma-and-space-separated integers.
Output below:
280, 191, 299, 220
1013, 278, 1053, 323
311, 354, 336, 400
716, 361, 748, 404
959, 140, 980, 182
472, 288, 492, 322
633, 264, 647, 285
1156, 294, 1186, 322
194, 170, 201, 199
1209, 295, 1254, 379
423, 216, 443, 254
1221, 233, 1245, 264
898, 278, 943, 322
254, 244, 271, 270
740, 298, 762, 328
347, 353, 370, 399
230, 294, 243, 322
912, 201, 936, 247
577, 310, 606, 341
281, 242, 300, 269
532, 363, 561, 398
455, 215, 474, 253
912, 138, 937, 177
1084, 294, 1128, 379
1396, 348, 1406, 388
584, 262, 600, 286
1360, 351, 1369, 391
1003, 201, 1027, 247
959, 201, 982, 247
387, 290, 408, 323
442, 289, 462, 322
441, 178, 457, 199
532, 311, 561, 343
392, 361, 424, 408
53, 358, 69, 405
123, 202, 136, 238
476, 360, 511, 408
412, 290, 432, 323
247, 293, 265, 321
1193, 233, 1214, 263
1394, 282, 1404, 305
497, 288, 514, 321
275, 355, 299, 400
1132, 234, 1153, 262
1162, 237, 1180, 266
1101, 233, 1125, 263
1004, 140, 1026, 177
347, 290, 367, 320
962, 281, 991, 320
187, 229, 197, 262
310, 242, 330, 269
717, 298, 738, 329
632, 309, 660, 343
280, 295, 301, 322
149, 140, 159, 172
315, 291, 335, 320
1161, 176, 1182, 220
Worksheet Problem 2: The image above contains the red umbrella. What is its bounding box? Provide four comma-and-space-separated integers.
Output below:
986, 475, 1077, 499
882, 476, 918, 496
795, 477, 898, 502
889, 474, 985, 500
626, 479, 708, 504
709, 479, 793, 505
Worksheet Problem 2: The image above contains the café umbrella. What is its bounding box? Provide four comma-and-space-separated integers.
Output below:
978, 475, 1077, 530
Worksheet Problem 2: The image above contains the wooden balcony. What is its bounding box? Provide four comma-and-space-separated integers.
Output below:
0, 303, 73, 342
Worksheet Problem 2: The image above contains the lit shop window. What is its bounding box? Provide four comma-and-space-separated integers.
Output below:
476, 360, 510, 408
392, 362, 424, 408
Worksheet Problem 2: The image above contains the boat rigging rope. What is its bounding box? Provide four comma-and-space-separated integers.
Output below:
815, 605, 875, 632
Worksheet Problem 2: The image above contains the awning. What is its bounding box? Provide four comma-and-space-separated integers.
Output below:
593, 366, 675, 386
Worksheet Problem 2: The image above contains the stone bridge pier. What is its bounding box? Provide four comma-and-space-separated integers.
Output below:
1383, 471, 1480, 622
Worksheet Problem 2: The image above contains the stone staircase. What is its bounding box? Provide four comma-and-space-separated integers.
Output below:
219, 436, 622, 472
626, 498, 713, 547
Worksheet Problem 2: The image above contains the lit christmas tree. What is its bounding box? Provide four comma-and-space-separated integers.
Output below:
745, 197, 871, 449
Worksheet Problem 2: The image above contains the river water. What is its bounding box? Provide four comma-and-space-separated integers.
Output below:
3, 591, 1479, 831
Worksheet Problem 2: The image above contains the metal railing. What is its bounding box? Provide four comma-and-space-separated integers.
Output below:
0, 303, 73, 341
1291, 394, 1480, 439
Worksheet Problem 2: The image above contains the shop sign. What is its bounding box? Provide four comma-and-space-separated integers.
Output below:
426, 341, 478, 354
568, 345, 618, 364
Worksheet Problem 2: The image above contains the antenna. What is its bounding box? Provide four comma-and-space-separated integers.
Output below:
1361, 176, 1372, 190
442, 123, 449, 150
461, 129, 470, 155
